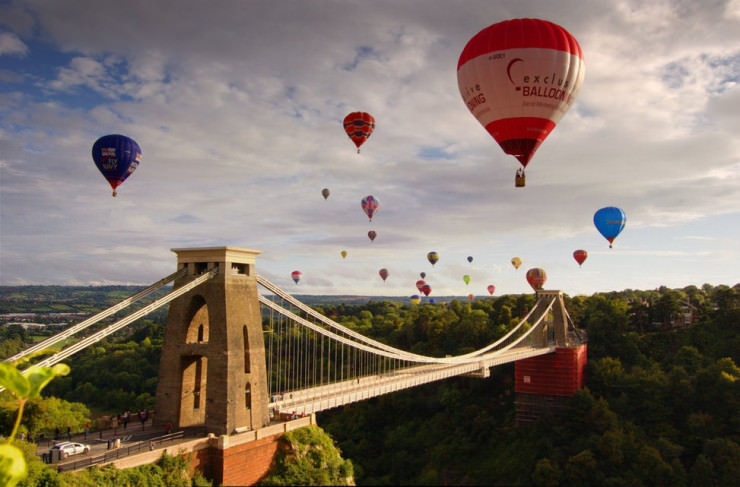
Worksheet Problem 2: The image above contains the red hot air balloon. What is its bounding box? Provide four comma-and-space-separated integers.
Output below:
487, 284, 496, 295
421, 283, 432, 296
361, 195, 379, 221
343, 111, 375, 153
457, 19, 585, 187
526, 268, 547, 291
416, 279, 426, 291
368, 230, 377, 242
379, 268, 389, 282
573, 249, 588, 267
291, 270, 302, 284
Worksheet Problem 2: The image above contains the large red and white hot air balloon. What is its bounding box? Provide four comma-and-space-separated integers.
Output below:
457, 18, 585, 187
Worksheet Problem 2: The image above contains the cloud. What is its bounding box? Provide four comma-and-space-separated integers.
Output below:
0, 31, 28, 56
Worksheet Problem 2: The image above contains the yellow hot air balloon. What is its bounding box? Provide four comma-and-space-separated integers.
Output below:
340, 250, 347, 259
511, 257, 522, 270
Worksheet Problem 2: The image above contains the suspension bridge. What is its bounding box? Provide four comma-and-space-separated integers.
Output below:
4, 246, 586, 484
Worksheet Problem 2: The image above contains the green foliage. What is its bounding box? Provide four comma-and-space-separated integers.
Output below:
258, 425, 353, 486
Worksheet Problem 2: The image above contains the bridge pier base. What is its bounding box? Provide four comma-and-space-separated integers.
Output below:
514, 344, 587, 424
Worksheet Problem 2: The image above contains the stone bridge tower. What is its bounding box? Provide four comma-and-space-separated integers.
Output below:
154, 247, 270, 436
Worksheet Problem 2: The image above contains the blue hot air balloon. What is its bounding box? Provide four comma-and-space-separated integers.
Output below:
91, 134, 142, 196
594, 207, 626, 248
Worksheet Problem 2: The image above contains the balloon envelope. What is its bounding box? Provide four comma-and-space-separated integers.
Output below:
91, 134, 142, 196
361, 195, 379, 221
368, 230, 377, 242
487, 284, 496, 295
416, 279, 426, 291
410, 295, 421, 305
573, 249, 588, 266
343, 111, 375, 152
427, 251, 439, 266
421, 284, 432, 296
463, 274, 471, 285
321, 188, 330, 199
594, 207, 626, 247
420, 272, 426, 279
468, 294, 475, 301
291, 270, 302, 284
341, 250, 347, 259
457, 19, 585, 169
526, 268, 547, 291
379, 268, 389, 282
511, 257, 522, 269
467, 256, 473, 263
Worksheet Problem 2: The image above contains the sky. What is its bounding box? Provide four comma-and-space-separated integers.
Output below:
1, 0, 739, 298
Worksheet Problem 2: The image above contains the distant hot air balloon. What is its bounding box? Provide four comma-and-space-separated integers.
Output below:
410, 295, 421, 305
468, 293, 475, 302
573, 249, 588, 267
421, 283, 432, 296
526, 268, 547, 291
379, 268, 389, 282
487, 284, 496, 295
467, 256, 474, 263
594, 207, 626, 248
368, 230, 377, 242
321, 188, 330, 200
420, 272, 426, 279
361, 195, 379, 221
457, 18, 585, 187
343, 111, 375, 153
91, 134, 142, 196
341, 250, 348, 259
511, 257, 522, 269
291, 270, 302, 284
463, 274, 471, 285
427, 251, 439, 266
416, 280, 426, 291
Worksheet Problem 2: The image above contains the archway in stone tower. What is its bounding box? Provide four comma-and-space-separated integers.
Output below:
179, 295, 209, 427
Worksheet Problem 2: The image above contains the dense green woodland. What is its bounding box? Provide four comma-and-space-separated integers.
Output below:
0, 283, 738, 486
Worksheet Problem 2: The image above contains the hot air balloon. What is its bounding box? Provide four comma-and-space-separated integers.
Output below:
361, 195, 379, 221
421, 283, 432, 296
573, 249, 588, 267
594, 207, 626, 248
368, 230, 377, 242
321, 188, 330, 200
463, 274, 471, 285
379, 268, 389, 282
91, 134, 142, 196
468, 293, 475, 302
420, 272, 426, 279
487, 284, 496, 295
291, 270, 302, 284
341, 250, 348, 259
343, 111, 375, 153
467, 256, 474, 263
410, 295, 421, 305
416, 279, 426, 291
511, 257, 522, 269
526, 268, 547, 291
427, 251, 439, 266
457, 19, 585, 187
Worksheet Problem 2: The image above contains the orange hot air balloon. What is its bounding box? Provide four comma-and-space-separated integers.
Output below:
526, 268, 547, 291
457, 19, 585, 186
340, 250, 348, 259
368, 230, 377, 242
573, 249, 588, 267
468, 293, 475, 302
379, 268, 389, 282
343, 111, 375, 153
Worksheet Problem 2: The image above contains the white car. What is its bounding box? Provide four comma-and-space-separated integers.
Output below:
50, 442, 90, 459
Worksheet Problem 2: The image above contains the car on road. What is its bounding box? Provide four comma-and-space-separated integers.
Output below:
49, 442, 90, 459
